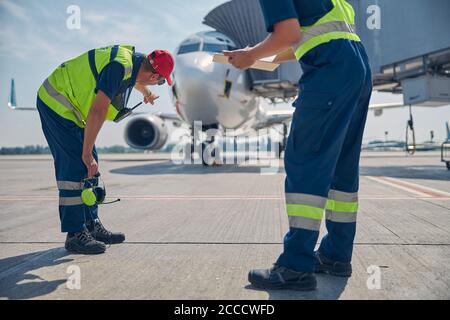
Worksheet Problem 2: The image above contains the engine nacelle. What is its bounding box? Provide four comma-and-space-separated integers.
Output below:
124, 115, 168, 150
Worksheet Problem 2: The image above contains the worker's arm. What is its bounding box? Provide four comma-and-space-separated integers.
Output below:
82, 90, 110, 178
134, 83, 159, 105
223, 18, 301, 70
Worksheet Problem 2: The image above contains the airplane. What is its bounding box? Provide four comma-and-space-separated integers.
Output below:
362, 140, 406, 151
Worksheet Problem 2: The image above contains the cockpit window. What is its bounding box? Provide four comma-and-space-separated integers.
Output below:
178, 43, 200, 55
203, 43, 234, 53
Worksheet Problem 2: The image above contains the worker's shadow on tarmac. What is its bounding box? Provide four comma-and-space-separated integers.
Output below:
111, 160, 283, 175
245, 275, 348, 300
0, 248, 72, 300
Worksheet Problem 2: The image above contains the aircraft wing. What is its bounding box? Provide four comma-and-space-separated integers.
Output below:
368, 102, 406, 110
253, 109, 293, 130
154, 112, 185, 128
367, 102, 437, 116
155, 112, 181, 122
255, 101, 411, 128
7, 79, 36, 110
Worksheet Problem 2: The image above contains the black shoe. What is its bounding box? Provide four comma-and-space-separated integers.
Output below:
314, 251, 352, 277
248, 265, 317, 291
65, 228, 106, 254
86, 219, 125, 244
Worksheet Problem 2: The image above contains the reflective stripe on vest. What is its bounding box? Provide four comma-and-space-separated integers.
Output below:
295, 0, 361, 60
124, 66, 132, 78
39, 45, 135, 127
43, 79, 86, 125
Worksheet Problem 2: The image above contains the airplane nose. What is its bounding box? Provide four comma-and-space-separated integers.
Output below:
174, 53, 217, 99
173, 52, 221, 124
175, 53, 215, 80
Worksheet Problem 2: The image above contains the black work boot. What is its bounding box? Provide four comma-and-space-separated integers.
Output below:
65, 227, 106, 254
314, 251, 352, 277
86, 219, 125, 244
248, 265, 317, 291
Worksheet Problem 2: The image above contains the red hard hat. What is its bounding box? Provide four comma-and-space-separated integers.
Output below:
147, 50, 174, 86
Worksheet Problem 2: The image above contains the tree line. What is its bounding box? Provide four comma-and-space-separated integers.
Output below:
0, 145, 145, 155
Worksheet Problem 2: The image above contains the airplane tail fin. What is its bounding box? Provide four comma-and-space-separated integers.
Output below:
446, 122, 450, 141
8, 78, 17, 109
7, 78, 35, 111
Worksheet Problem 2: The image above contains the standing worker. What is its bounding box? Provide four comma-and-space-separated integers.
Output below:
37, 45, 174, 254
224, 0, 372, 291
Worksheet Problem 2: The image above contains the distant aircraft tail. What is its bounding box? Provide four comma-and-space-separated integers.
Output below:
7, 78, 35, 110
8, 78, 17, 109
446, 122, 450, 141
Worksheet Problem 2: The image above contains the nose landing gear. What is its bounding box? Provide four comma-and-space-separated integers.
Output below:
189, 123, 221, 166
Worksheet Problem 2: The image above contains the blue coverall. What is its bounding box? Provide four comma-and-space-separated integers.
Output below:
37, 99, 99, 233
37, 53, 144, 233
260, 0, 373, 272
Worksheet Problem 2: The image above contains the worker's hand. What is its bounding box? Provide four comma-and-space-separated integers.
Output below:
135, 83, 159, 105
144, 92, 160, 105
223, 47, 256, 70
82, 153, 98, 178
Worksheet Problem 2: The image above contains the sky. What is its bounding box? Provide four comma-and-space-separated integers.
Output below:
0, 0, 448, 147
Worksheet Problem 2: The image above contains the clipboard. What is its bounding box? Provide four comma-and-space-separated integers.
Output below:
213, 47, 297, 72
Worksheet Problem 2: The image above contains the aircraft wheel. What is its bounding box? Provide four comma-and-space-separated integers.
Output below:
202, 142, 210, 166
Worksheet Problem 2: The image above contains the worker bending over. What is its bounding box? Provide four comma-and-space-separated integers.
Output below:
37, 45, 174, 254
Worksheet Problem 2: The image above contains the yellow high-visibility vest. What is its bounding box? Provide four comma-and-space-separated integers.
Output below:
295, 0, 361, 60
38, 45, 134, 127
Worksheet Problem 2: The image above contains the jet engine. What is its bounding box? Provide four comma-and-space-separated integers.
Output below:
124, 115, 168, 150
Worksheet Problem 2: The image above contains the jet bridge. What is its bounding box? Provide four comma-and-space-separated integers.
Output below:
204, 0, 450, 105
348, 0, 450, 106
203, 0, 301, 102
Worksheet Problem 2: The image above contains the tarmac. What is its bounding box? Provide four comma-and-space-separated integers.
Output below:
0, 151, 449, 300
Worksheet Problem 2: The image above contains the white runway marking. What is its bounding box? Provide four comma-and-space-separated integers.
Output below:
0, 195, 449, 201
366, 176, 450, 198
